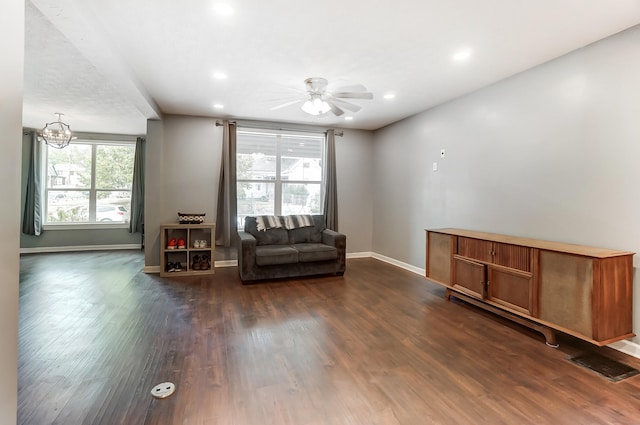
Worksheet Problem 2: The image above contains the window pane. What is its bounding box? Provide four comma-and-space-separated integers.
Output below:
281, 136, 323, 182
47, 144, 91, 189
237, 132, 277, 180
46, 191, 89, 223
95, 145, 135, 189
44, 141, 135, 226
237, 182, 275, 229
282, 183, 321, 215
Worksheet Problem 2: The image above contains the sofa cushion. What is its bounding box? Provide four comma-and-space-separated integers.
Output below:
288, 215, 325, 244
245, 216, 289, 245
255, 245, 299, 266
293, 243, 338, 263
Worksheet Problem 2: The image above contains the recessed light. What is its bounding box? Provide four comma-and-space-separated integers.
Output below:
453, 49, 471, 61
213, 72, 227, 80
344, 117, 353, 121
383, 93, 396, 100
213, 3, 234, 16
213, 104, 224, 109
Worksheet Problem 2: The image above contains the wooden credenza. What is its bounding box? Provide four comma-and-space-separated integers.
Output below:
425, 228, 635, 346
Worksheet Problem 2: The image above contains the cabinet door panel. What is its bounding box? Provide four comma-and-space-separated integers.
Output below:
453, 256, 486, 299
487, 265, 533, 315
427, 232, 454, 285
539, 251, 593, 338
457, 237, 492, 263
493, 243, 531, 272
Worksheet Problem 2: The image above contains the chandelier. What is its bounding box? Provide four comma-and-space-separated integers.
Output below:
39, 113, 75, 149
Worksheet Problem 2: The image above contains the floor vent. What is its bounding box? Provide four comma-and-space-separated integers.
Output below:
569, 353, 640, 382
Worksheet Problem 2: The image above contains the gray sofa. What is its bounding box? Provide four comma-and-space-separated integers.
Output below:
237, 214, 346, 282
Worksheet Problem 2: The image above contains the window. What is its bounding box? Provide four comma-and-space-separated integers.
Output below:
236, 129, 324, 228
44, 140, 135, 225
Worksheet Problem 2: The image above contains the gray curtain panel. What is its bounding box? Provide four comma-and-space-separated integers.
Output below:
128, 137, 145, 233
22, 131, 42, 236
323, 129, 338, 231
215, 120, 238, 247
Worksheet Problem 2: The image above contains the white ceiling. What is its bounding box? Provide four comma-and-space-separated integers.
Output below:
23, 0, 640, 135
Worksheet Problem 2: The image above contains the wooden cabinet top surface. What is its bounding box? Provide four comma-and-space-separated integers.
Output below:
426, 228, 634, 259
161, 223, 215, 229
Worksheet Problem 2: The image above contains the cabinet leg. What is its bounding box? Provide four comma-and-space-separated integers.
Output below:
445, 288, 452, 301
542, 329, 559, 348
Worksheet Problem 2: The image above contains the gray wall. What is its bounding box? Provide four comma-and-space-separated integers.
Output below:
144, 116, 374, 267
1, 0, 22, 421
145, 115, 223, 267
372, 25, 640, 344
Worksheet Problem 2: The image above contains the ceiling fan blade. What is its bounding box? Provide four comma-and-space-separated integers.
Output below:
270, 99, 303, 111
332, 83, 368, 92
326, 100, 344, 116
331, 98, 362, 112
330, 91, 374, 100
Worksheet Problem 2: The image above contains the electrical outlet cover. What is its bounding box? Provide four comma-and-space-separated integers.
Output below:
151, 382, 176, 399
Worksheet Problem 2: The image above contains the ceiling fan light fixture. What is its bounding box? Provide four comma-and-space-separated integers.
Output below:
39, 112, 75, 149
301, 96, 330, 115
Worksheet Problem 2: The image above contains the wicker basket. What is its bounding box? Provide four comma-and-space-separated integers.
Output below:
178, 212, 205, 224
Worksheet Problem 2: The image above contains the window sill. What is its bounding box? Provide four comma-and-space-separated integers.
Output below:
43, 223, 130, 231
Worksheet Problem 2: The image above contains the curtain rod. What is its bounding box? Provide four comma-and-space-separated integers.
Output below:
215, 119, 343, 137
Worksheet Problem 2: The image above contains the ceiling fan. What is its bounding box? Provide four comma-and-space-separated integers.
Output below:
271, 77, 373, 117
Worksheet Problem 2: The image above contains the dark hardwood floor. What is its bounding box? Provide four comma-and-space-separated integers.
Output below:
19, 252, 640, 424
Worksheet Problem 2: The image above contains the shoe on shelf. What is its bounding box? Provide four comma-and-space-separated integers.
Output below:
192, 255, 201, 270
177, 238, 186, 249
200, 255, 210, 270
165, 262, 176, 272
174, 262, 182, 272
167, 239, 177, 249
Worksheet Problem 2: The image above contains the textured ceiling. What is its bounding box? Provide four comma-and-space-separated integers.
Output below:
23, 0, 640, 135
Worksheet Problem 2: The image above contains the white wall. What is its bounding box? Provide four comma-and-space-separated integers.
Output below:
0, 0, 23, 421
372, 25, 640, 344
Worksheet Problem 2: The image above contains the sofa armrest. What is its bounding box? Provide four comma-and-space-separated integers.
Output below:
322, 229, 346, 274
322, 229, 345, 248
238, 231, 257, 280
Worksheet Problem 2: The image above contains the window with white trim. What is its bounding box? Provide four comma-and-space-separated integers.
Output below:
44, 140, 135, 225
236, 129, 324, 228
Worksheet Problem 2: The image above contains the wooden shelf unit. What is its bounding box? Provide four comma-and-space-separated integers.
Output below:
426, 228, 635, 346
160, 223, 215, 277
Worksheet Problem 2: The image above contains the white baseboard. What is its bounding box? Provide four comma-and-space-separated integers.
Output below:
215, 260, 237, 268
21, 244, 142, 254
371, 252, 426, 276
144, 265, 161, 274
346, 251, 373, 259
607, 339, 640, 360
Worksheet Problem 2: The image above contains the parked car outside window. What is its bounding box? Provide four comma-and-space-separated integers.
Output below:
97, 205, 129, 222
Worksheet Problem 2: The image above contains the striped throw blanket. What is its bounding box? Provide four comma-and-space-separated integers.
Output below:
283, 215, 314, 230
255, 215, 283, 232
